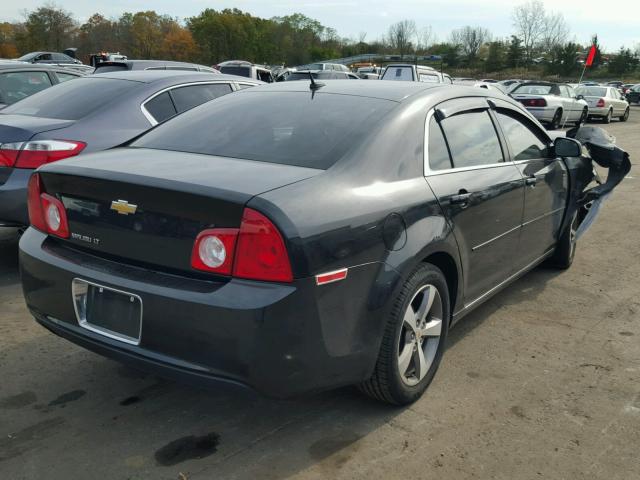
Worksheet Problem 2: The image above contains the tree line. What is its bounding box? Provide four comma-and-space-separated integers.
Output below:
0, 1, 638, 76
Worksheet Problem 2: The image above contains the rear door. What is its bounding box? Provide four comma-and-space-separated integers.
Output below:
492, 102, 567, 268
425, 98, 525, 303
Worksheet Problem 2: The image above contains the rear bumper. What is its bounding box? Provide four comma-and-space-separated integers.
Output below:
588, 107, 609, 117
0, 167, 33, 226
19, 228, 392, 397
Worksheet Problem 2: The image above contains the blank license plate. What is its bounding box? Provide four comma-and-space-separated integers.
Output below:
72, 279, 142, 345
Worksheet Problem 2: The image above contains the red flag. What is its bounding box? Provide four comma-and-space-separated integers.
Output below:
585, 45, 597, 67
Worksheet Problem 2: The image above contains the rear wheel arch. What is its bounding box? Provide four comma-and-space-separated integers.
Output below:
422, 251, 458, 316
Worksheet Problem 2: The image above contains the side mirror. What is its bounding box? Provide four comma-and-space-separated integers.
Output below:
576, 94, 584, 100
554, 137, 582, 157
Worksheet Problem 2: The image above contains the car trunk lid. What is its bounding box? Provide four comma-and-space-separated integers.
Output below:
37, 148, 320, 275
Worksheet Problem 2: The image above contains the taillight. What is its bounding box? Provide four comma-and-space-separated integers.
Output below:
521, 98, 547, 107
26, 173, 69, 238
27, 173, 46, 232
2, 140, 86, 169
191, 228, 239, 275
190, 208, 293, 283
596, 98, 605, 107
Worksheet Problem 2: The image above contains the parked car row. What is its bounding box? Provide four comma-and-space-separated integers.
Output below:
0, 59, 630, 406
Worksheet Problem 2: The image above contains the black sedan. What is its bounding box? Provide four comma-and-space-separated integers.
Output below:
0, 70, 260, 227
19, 81, 627, 405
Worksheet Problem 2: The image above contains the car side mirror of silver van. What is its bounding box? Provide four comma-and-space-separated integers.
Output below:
554, 137, 582, 157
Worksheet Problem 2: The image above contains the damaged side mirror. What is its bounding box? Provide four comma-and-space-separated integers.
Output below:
554, 137, 582, 158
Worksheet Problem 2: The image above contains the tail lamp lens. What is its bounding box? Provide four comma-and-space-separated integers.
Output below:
1, 140, 86, 169
191, 208, 293, 283
233, 208, 293, 283
596, 98, 605, 107
26, 173, 69, 238
191, 229, 239, 275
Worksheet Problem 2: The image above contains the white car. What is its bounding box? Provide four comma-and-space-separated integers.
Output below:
510, 82, 589, 129
381, 64, 453, 84
576, 85, 630, 123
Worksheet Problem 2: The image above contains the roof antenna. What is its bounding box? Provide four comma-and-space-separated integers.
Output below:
309, 71, 325, 91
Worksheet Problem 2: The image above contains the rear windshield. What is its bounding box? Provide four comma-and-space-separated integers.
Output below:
512, 84, 554, 95
576, 87, 607, 97
286, 72, 331, 81
219, 66, 251, 78
382, 67, 414, 81
1, 77, 139, 120
94, 64, 128, 73
132, 91, 395, 169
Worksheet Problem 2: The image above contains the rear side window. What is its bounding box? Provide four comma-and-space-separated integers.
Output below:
495, 111, 550, 161
1, 78, 137, 120
132, 91, 395, 170
439, 111, 503, 168
0, 71, 52, 105
419, 73, 439, 83
144, 92, 177, 123
170, 83, 232, 113
428, 118, 452, 170
55, 72, 79, 83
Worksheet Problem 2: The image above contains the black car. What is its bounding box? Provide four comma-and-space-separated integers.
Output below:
625, 84, 640, 104
0, 63, 83, 109
93, 60, 217, 74
0, 71, 260, 227
17, 51, 82, 65
19, 81, 626, 405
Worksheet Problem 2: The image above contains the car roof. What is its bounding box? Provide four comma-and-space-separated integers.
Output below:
87, 70, 243, 84
233, 79, 464, 102
518, 81, 563, 87
0, 63, 76, 72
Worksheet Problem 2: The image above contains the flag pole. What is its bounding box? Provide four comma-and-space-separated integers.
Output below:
577, 62, 588, 85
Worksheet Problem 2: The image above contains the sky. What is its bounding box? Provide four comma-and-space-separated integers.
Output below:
1, 0, 638, 52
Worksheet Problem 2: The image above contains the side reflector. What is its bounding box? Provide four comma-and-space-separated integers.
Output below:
315, 268, 348, 286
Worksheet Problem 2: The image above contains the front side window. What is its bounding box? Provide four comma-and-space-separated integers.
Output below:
55, 72, 79, 83
419, 73, 439, 83
0, 71, 52, 105
170, 83, 233, 113
439, 111, 503, 168
428, 117, 452, 170
495, 111, 549, 161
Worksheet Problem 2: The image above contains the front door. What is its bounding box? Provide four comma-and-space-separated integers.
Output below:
492, 106, 568, 269
425, 105, 525, 303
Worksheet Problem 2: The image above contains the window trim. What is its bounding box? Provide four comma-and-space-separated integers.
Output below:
140, 81, 234, 126
423, 104, 508, 176
492, 107, 554, 164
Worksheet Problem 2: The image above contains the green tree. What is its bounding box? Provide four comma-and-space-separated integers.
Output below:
19, 4, 76, 52
608, 47, 639, 75
485, 41, 505, 71
506, 35, 525, 68
547, 42, 579, 76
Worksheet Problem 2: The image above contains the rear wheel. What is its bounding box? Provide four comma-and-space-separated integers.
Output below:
549, 211, 578, 269
603, 109, 612, 124
575, 108, 588, 126
549, 109, 562, 130
359, 263, 450, 405
620, 107, 630, 122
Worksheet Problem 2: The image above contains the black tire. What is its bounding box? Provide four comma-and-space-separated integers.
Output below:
549, 109, 562, 130
575, 108, 588, 126
620, 107, 630, 122
359, 263, 450, 405
549, 211, 578, 269
602, 109, 612, 124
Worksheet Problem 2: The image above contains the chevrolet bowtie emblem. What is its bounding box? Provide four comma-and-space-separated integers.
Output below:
110, 199, 137, 215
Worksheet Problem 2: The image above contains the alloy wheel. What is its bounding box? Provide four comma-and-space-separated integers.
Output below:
398, 284, 443, 386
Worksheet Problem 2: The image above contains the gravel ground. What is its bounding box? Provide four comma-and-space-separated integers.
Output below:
1, 110, 639, 480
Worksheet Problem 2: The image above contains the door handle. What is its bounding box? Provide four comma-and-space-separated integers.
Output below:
525, 176, 537, 186
450, 190, 472, 206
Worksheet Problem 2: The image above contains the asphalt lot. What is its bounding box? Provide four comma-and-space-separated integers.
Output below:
1, 110, 639, 480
